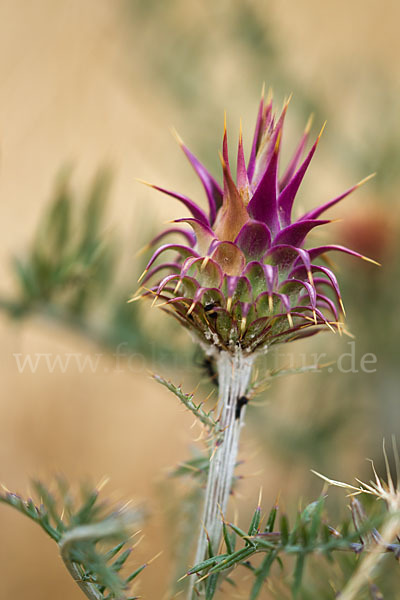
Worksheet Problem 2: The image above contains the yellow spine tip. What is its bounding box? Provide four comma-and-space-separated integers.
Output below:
356, 172, 376, 188
96, 476, 110, 492
305, 113, 314, 134
283, 93, 293, 111
187, 302, 196, 316
274, 130, 282, 153
241, 317, 247, 335
325, 320, 336, 333
201, 256, 210, 271
173, 279, 182, 294
142, 286, 157, 296
361, 255, 381, 267
135, 177, 154, 189
258, 486, 263, 508
317, 120, 327, 141
268, 295, 273, 312
147, 550, 163, 565
170, 126, 184, 146
218, 151, 226, 169
127, 293, 143, 304
137, 269, 148, 283
135, 243, 151, 258
155, 300, 171, 309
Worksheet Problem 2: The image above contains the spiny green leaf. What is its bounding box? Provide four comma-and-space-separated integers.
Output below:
73, 490, 99, 525
228, 522, 256, 546
280, 514, 289, 546
223, 521, 234, 554
208, 547, 254, 574
111, 548, 132, 572
1, 478, 144, 600
248, 505, 261, 536
309, 498, 324, 543
0, 491, 60, 542
171, 455, 210, 479
265, 503, 278, 533
105, 542, 125, 562
301, 498, 323, 524
205, 573, 219, 600
32, 480, 65, 531
248, 537, 275, 550
292, 552, 306, 597
154, 375, 221, 436
289, 512, 301, 545
187, 554, 228, 575
125, 563, 146, 583
250, 550, 277, 600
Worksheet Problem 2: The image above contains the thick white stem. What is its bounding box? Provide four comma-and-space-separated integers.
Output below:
188, 349, 254, 599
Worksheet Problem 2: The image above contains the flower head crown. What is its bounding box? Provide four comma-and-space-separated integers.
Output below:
138, 94, 376, 353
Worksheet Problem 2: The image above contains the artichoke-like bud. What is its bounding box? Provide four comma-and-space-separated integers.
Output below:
138, 96, 376, 353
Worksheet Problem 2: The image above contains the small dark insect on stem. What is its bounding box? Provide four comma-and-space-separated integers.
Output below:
235, 396, 248, 420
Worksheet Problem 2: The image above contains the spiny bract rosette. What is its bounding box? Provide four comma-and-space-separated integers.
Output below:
136, 94, 377, 354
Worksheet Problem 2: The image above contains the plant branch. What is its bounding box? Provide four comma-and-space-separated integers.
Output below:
185, 495, 400, 599
188, 349, 254, 599
154, 375, 221, 437
59, 520, 134, 600
0, 479, 144, 600
338, 512, 400, 600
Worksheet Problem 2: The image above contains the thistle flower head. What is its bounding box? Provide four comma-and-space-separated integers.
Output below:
138, 94, 377, 354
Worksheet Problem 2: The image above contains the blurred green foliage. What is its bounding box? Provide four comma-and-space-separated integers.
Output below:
9, 168, 114, 318
0, 169, 193, 368
0, 478, 145, 600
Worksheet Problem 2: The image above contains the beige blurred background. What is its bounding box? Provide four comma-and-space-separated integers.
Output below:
1, 1, 400, 598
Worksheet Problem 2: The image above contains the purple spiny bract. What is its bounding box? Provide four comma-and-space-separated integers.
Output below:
137, 93, 377, 353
